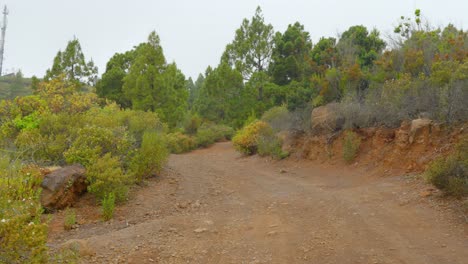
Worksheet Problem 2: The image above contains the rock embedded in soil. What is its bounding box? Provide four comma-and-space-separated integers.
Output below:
40, 164, 87, 211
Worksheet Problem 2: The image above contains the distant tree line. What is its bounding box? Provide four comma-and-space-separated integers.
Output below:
49, 8, 468, 129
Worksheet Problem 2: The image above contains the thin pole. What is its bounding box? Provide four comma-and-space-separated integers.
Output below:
0, 6, 9, 76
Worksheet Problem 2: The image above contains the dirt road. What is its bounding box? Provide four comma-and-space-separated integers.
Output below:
50, 142, 467, 264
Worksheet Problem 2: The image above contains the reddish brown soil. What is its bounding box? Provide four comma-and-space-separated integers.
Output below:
288, 123, 467, 174
48, 142, 467, 264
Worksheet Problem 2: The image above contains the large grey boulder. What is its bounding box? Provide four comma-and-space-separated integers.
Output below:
409, 118, 432, 144
311, 103, 343, 133
40, 164, 87, 211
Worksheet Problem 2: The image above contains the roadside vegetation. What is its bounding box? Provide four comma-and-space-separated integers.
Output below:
0, 6, 467, 262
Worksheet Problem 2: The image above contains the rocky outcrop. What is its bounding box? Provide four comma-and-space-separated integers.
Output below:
409, 118, 432, 144
40, 165, 87, 211
311, 103, 343, 133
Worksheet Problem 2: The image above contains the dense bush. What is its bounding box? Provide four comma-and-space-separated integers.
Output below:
233, 120, 288, 158
0, 157, 49, 263
129, 131, 169, 182
342, 131, 361, 163
426, 138, 468, 197
233, 120, 270, 155
166, 132, 196, 154
183, 113, 202, 135
261, 105, 291, 132
64, 126, 131, 167
86, 153, 132, 202
257, 133, 289, 159
195, 123, 234, 148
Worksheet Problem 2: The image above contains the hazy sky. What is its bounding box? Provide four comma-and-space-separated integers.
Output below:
2, 0, 468, 79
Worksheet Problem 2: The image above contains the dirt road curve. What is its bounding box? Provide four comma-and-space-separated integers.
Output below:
51, 142, 467, 264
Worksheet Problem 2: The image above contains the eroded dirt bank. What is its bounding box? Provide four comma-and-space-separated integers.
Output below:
48, 142, 467, 264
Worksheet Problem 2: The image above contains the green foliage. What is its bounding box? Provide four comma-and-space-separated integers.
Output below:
96, 52, 134, 107
261, 105, 290, 132
233, 120, 287, 158
130, 131, 169, 182
426, 138, 468, 197
195, 123, 234, 148
0, 157, 49, 263
44, 38, 98, 86
86, 153, 132, 202
183, 113, 202, 135
342, 131, 361, 163
270, 22, 313, 85
257, 133, 289, 159
13, 112, 41, 131
222, 6, 274, 81
63, 208, 76, 231
194, 62, 249, 127
166, 132, 196, 154
232, 120, 270, 155
119, 32, 188, 128
64, 126, 129, 167
337, 25, 386, 68
101, 193, 116, 221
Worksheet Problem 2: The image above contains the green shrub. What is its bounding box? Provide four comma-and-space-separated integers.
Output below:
0, 156, 49, 263
101, 193, 115, 221
261, 105, 290, 132
195, 124, 234, 148
129, 131, 169, 182
426, 138, 467, 197
258, 134, 289, 159
122, 109, 166, 146
86, 153, 132, 202
63, 208, 76, 231
166, 132, 196, 154
184, 113, 202, 135
342, 131, 361, 163
232, 120, 270, 155
64, 126, 132, 167
13, 112, 41, 131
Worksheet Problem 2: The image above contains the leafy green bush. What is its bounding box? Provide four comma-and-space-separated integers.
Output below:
64, 126, 132, 167
166, 132, 196, 154
258, 133, 289, 159
63, 208, 76, 230
101, 193, 115, 221
232, 120, 270, 155
0, 156, 49, 263
426, 138, 468, 197
183, 113, 202, 135
129, 131, 169, 182
342, 131, 361, 163
261, 105, 290, 132
13, 112, 41, 131
195, 124, 234, 148
86, 153, 132, 202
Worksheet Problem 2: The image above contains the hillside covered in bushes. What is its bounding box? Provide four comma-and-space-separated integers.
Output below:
0, 6, 467, 263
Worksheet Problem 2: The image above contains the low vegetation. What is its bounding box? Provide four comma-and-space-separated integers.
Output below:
342, 131, 362, 163
233, 120, 288, 159
0, 157, 49, 263
101, 193, 116, 221
0, 5, 466, 261
63, 208, 76, 231
426, 138, 468, 198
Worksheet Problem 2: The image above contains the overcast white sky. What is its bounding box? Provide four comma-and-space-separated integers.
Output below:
2, 0, 467, 79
